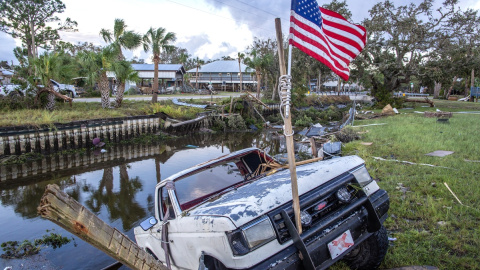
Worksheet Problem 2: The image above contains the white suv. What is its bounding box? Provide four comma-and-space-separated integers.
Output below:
0, 80, 77, 98
135, 148, 390, 270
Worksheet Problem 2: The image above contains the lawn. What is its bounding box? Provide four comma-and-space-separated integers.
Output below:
334, 103, 480, 269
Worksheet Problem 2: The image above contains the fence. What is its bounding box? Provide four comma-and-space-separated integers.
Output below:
0, 115, 163, 156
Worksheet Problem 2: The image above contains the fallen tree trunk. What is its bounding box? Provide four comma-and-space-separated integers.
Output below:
35, 89, 73, 107
404, 97, 434, 107
37, 184, 167, 270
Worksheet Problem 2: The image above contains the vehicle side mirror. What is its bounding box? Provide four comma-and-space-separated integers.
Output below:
140, 216, 158, 231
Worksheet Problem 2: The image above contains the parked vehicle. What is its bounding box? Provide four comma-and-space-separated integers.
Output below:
135, 148, 390, 270
0, 80, 77, 98
0, 84, 24, 97
50, 79, 78, 98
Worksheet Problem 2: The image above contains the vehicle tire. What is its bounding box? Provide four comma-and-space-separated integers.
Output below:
203, 256, 227, 270
342, 225, 388, 270
66, 91, 73, 98
8, 91, 23, 100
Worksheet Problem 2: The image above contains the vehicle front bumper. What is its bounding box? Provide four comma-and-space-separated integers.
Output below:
248, 189, 389, 270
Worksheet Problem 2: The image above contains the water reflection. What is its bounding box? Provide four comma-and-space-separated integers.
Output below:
84, 166, 145, 231
0, 131, 287, 269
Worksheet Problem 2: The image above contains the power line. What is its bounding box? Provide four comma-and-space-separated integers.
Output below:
212, 0, 290, 22
231, 0, 290, 21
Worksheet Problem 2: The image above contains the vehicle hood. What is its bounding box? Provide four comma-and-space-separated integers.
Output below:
188, 155, 364, 227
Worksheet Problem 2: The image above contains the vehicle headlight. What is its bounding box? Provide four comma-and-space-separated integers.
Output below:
227, 217, 276, 256
351, 166, 373, 187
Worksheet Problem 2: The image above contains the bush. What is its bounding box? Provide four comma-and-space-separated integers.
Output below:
335, 126, 360, 143
295, 115, 313, 127
226, 115, 247, 130
125, 87, 137, 95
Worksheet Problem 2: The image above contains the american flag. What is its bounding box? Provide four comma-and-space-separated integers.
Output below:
289, 0, 366, 81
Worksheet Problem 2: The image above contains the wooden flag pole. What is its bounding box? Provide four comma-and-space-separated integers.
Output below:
275, 18, 302, 234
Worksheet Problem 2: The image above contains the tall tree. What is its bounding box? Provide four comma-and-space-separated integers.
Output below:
355, 0, 460, 101
112, 60, 139, 107
245, 48, 273, 99
193, 57, 205, 90
237, 52, 245, 92
0, 0, 77, 59
32, 51, 75, 110
143, 27, 176, 103
79, 46, 117, 108
100, 19, 141, 60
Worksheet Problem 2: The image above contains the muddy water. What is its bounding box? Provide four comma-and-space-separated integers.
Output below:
0, 132, 285, 270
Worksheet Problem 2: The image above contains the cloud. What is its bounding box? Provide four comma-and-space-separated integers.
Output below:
0, 32, 19, 65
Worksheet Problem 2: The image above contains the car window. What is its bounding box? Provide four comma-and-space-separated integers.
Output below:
159, 187, 175, 220
175, 162, 244, 210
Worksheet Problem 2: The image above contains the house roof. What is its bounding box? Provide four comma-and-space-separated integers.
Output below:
132, 64, 185, 73
187, 60, 254, 73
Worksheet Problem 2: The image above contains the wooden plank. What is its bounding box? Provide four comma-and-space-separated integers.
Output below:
37, 184, 167, 270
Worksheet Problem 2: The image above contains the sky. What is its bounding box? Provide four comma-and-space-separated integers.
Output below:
1, 0, 480, 65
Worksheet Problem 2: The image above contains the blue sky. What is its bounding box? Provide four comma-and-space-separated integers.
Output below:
1, 0, 479, 65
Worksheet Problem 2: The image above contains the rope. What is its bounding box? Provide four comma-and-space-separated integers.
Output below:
278, 75, 294, 137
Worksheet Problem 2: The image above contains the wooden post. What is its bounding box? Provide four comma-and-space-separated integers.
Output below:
309, 137, 317, 157
37, 184, 167, 270
275, 18, 302, 234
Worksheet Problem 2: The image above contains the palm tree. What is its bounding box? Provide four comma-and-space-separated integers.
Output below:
100, 19, 141, 104
100, 19, 142, 60
78, 46, 116, 108
32, 52, 75, 110
143, 27, 176, 103
112, 60, 139, 107
194, 57, 204, 90
237, 52, 245, 92
245, 49, 273, 99
179, 52, 189, 90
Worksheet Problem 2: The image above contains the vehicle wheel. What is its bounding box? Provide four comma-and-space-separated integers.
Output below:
342, 225, 388, 270
66, 91, 73, 98
203, 256, 227, 270
8, 91, 23, 100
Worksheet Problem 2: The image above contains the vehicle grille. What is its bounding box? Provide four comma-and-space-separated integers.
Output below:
268, 172, 363, 244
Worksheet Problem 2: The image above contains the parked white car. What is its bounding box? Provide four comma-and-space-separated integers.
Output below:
50, 79, 78, 98
0, 80, 77, 98
135, 148, 390, 270
0, 84, 24, 96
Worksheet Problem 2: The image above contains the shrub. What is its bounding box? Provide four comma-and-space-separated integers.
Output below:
226, 115, 247, 130
335, 126, 360, 143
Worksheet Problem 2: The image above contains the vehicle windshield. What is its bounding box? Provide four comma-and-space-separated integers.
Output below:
175, 162, 244, 210
171, 149, 278, 211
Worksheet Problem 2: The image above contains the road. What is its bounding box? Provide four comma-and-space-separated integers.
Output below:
73, 93, 243, 102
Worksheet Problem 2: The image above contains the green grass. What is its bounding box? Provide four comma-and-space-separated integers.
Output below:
0, 100, 206, 127
338, 107, 480, 269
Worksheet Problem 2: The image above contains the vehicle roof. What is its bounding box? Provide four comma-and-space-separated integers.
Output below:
159, 147, 265, 186
188, 155, 365, 227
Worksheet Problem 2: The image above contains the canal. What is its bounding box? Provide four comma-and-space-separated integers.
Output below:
0, 131, 286, 269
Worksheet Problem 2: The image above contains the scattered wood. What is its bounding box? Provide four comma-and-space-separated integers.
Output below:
424, 111, 453, 118
244, 91, 271, 109
386, 266, 439, 270
352, 123, 387, 127
37, 184, 167, 270
404, 97, 435, 107
372, 157, 453, 169
444, 182, 463, 205
309, 137, 317, 157
360, 142, 373, 146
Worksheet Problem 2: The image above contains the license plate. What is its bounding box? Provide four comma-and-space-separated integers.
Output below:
327, 230, 354, 259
